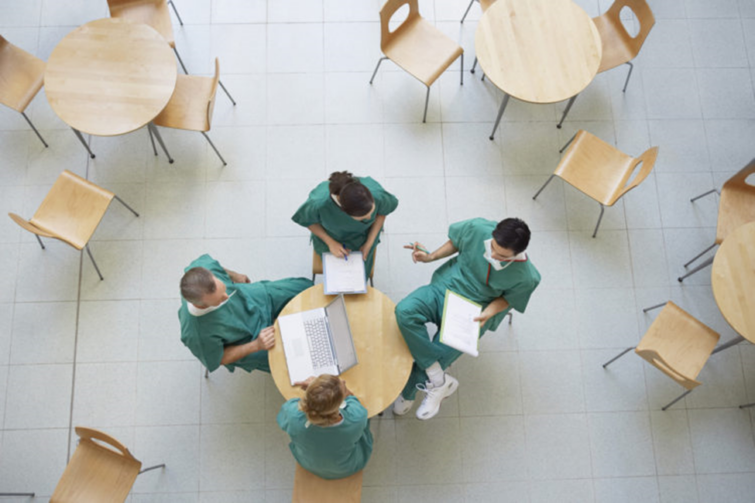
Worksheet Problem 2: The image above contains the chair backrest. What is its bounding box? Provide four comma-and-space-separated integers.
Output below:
601, 0, 655, 58
0, 34, 46, 112
378, 0, 421, 51
716, 158, 755, 242
205, 58, 221, 130
292, 464, 363, 503
611, 146, 659, 203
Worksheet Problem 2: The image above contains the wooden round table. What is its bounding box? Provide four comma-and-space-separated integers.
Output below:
711, 221, 755, 348
270, 285, 413, 418
476, 0, 602, 138
45, 18, 177, 139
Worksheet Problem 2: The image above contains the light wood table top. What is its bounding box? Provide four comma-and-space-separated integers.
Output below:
45, 18, 177, 136
271, 285, 413, 418
712, 221, 755, 344
475, 0, 602, 104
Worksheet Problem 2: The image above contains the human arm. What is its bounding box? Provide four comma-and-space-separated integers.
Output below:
308, 224, 349, 258
358, 214, 387, 260
403, 239, 458, 264
473, 297, 510, 325
223, 268, 250, 284
219, 326, 275, 365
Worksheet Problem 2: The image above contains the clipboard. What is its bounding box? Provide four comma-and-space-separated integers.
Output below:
323, 252, 368, 295
439, 290, 482, 357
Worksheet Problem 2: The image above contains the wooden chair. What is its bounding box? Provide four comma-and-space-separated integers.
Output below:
369, 0, 464, 123
312, 250, 375, 286
679, 159, 755, 282
602, 301, 720, 411
532, 130, 659, 237
50, 427, 164, 502
149, 57, 226, 165
556, 0, 655, 128
0, 34, 48, 147
292, 464, 363, 503
107, 0, 235, 105
8, 170, 140, 280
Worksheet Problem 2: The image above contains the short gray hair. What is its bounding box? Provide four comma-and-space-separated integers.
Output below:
180, 267, 216, 304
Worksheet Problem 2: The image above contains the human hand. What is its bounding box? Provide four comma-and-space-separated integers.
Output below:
473, 306, 496, 326
294, 376, 316, 390
328, 242, 349, 259
229, 271, 250, 284
256, 326, 275, 350
341, 379, 354, 397
403, 242, 431, 263
358, 242, 373, 261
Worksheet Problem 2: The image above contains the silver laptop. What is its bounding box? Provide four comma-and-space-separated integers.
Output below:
278, 295, 358, 385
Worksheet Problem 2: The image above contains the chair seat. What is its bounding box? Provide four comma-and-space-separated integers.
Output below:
715, 161, 755, 244
108, 0, 175, 47
555, 131, 636, 206
383, 17, 463, 87
153, 73, 215, 132
0, 40, 46, 112
592, 14, 636, 73
292, 464, 363, 503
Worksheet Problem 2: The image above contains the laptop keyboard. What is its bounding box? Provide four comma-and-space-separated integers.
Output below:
304, 317, 335, 369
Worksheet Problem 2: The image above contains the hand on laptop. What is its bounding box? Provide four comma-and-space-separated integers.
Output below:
294, 376, 316, 390
257, 326, 276, 350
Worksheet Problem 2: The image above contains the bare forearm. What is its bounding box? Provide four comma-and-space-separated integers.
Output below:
485, 297, 510, 317
427, 240, 458, 262
220, 339, 259, 365
364, 215, 386, 248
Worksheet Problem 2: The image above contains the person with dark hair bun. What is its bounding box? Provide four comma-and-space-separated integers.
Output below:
392, 218, 541, 420
292, 172, 398, 279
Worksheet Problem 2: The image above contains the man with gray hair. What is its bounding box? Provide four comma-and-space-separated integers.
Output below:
179, 254, 313, 374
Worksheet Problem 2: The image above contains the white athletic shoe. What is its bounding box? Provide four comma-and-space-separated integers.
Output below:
392, 395, 414, 416
415, 374, 459, 420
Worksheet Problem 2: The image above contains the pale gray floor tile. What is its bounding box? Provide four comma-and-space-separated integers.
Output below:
0, 0, 42, 27
608, 69, 648, 121
267, 24, 323, 74
132, 425, 200, 494
377, 71, 442, 124
200, 423, 265, 491
5, 364, 72, 429
211, 0, 266, 23
200, 491, 266, 503
697, 69, 755, 120
172, 25, 213, 77
266, 125, 326, 180
269, 0, 322, 23
72, 362, 137, 428
0, 132, 30, 185
80, 241, 144, 300
515, 288, 578, 351
267, 73, 325, 126
555, 74, 614, 124
0, 429, 68, 496
266, 176, 324, 238
740, 0, 755, 17
395, 418, 462, 485
385, 232, 449, 293
204, 127, 266, 181
685, 348, 747, 409
144, 129, 210, 183
143, 183, 206, 240
324, 23, 381, 73
140, 239, 207, 300
9, 301, 76, 364
650, 410, 696, 476
444, 176, 507, 224
588, 411, 656, 477
135, 361, 201, 426
520, 351, 586, 414
662, 227, 716, 286
362, 418, 397, 486
576, 288, 640, 349
658, 475, 699, 503
643, 69, 702, 120
741, 345, 755, 403
505, 175, 569, 232
696, 473, 755, 503
77, 300, 140, 362
383, 177, 448, 234
383, 123, 444, 178
324, 0, 381, 22
569, 231, 633, 289
0, 304, 11, 366
593, 477, 660, 503
264, 422, 295, 489
89, 184, 145, 241
325, 125, 385, 179
614, 120, 652, 159
656, 172, 717, 228
200, 369, 266, 424
39, 0, 106, 26
443, 123, 504, 177
436, 70, 502, 124
524, 231, 573, 289
456, 352, 522, 415
689, 19, 748, 68
15, 241, 80, 302
705, 119, 755, 172
499, 122, 562, 176
623, 173, 663, 230
325, 72, 383, 125
132, 494, 198, 503
686, 0, 740, 17
688, 408, 755, 474
525, 413, 592, 479
529, 479, 595, 503
205, 181, 265, 239
564, 184, 627, 233
647, 120, 710, 173
0, 365, 7, 429
628, 229, 671, 287
139, 299, 194, 362
87, 135, 148, 184
210, 75, 268, 128
211, 24, 266, 74
583, 348, 648, 412
262, 236, 313, 280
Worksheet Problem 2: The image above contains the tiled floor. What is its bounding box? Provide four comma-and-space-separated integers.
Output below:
1, 0, 754, 501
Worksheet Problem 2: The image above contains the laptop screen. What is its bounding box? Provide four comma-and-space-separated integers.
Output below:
325, 295, 358, 371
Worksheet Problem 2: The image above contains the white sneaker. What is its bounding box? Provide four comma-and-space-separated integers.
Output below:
392, 395, 414, 416
415, 374, 459, 420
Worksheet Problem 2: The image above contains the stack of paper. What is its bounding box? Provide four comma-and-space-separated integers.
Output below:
439, 290, 482, 357
323, 252, 367, 294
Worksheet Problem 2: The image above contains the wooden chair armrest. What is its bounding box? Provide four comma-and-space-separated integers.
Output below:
636, 348, 699, 389
75, 427, 138, 462
615, 146, 659, 200
8, 213, 57, 238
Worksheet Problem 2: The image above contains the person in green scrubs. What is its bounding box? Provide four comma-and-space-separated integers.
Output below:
277, 374, 373, 480
178, 254, 313, 374
292, 171, 398, 279
393, 218, 541, 420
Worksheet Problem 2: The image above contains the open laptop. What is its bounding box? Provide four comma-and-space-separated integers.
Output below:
278, 295, 358, 385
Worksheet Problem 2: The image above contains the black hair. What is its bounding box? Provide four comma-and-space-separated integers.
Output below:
492, 218, 530, 255
328, 171, 374, 217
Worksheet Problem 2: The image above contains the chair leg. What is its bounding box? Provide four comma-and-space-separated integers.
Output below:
460, 53, 464, 85
369, 57, 388, 85
602, 347, 634, 368
532, 174, 556, 200
556, 95, 578, 129
35, 235, 45, 250
218, 80, 237, 106
202, 132, 227, 166
168, 0, 184, 25
559, 133, 577, 154
739, 402, 755, 409
0, 493, 35, 497
147, 125, 158, 156
712, 334, 745, 355
204, 368, 209, 379
173, 46, 189, 74
138, 463, 166, 475
507, 312, 513, 324
690, 189, 718, 203
86, 244, 104, 281
683, 243, 717, 268
113, 194, 140, 217
622, 61, 634, 93
369, 276, 374, 287
460, 0, 476, 23
677, 255, 714, 282
662, 389, 692, 411
312, 272, 316, 282
592, 203, 605, 238
489, 93, 510, 140
642, 302, 667, 313
72, 128, 96, 158
21, 112, 48, 148
481, 71, 486, 82
471, 56, 478, 74
148, 124, 174, 163
422, 86, 430, 123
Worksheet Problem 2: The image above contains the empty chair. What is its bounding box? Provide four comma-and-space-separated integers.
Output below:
107, 0, 235, 105
679, 159, 755, 282
50, 427, 164, 502
312, 249, 376, 286
292, 464, 363, 503
369, 0, 464, 122
532, 130, 659, 237
0, 34, 48, 147
556, 0, 655, 128
603, 301, 720, 411
8, 170, 140, 280
149, 57, 227, 165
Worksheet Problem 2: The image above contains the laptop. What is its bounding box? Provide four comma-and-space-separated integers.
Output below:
278, 295, 358, 385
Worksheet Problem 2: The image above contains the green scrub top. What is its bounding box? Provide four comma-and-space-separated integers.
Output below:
432, 218, 541, 332
277, 396, 374, 480
178, 254, 288, 373
291, 176, 398, 256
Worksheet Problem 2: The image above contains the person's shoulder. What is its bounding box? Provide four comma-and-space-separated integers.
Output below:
343, 396, 368, 420
450, 217, 494, 236
185, 253, 218, 273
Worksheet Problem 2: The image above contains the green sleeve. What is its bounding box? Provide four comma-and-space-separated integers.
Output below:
291, 184, 328, 228
448, 219, 474, 252
186, 254, 231, 284
503, 273, 541, 314
277, 398, 301, 432
343, 396, 368, 423
370, 182, 398, 216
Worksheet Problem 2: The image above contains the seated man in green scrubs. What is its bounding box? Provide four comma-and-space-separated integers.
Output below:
179, 254, 313, 374
394, 218, 541, 420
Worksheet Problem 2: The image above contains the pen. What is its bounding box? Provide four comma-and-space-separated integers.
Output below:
407, 242, 431, 254
342, 244, 348, 261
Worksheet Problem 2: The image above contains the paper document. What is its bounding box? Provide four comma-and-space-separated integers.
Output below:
323, 252, 367, 295
439, 290, 482, 357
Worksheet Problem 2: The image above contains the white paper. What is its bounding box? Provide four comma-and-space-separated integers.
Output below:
439, 290, 482, 357
323, 252, 367, 294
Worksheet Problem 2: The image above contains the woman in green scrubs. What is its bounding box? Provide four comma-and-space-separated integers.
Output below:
292, 172, 398, 279
277, 375, 373, 480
